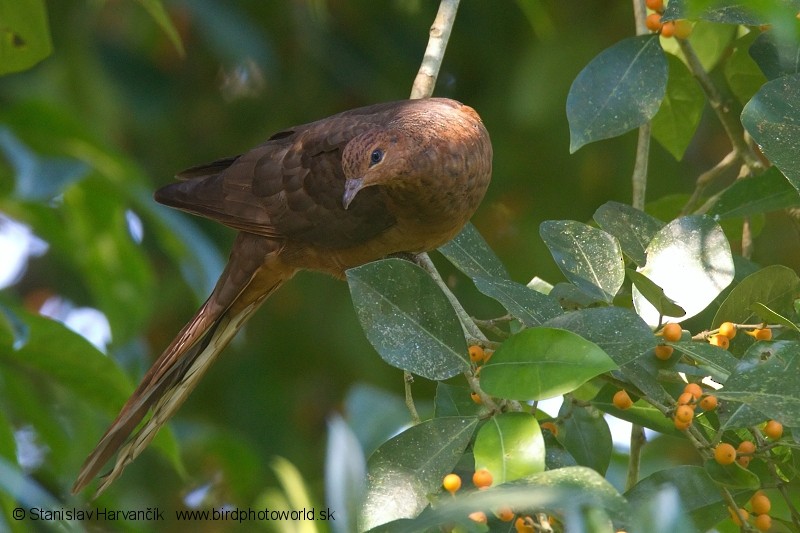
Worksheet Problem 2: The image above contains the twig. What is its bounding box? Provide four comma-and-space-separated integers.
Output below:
409, 0, 460, 100
626, 424, 646, 490
403, 371, 421, 424
683, 150, 738, 215
630, 0, 650, 210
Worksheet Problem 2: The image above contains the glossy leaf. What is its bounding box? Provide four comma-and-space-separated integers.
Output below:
359, 417, 478, 530
567, 35, 667, 152
750, 29, 800, 80
633, 215, 734, 326
718, 341, 800, 426
708, 167, 800, 220
480, 328, 617, 401
438, 222, 509, 280
540, 220, 625, 303
543, 307, 657, 366
742, 73, 800, 193
593, 384, 679, 436
704, 459, 761, 489
651, 54, 705, 160
725, 33, 767, 105
472, 276, 562, 327
712, 264, 799, 327
593, 201, 664, 267
0, 0, 52, 75
749, 302, 800, 333
347, 259, 468, 380
627, 269, 686, 318
434, 383, 486, 418
559, 402, 612, 475
670, 341, 739, 382
473, 413, 545, 484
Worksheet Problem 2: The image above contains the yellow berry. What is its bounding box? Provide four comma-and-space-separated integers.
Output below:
755, 513, 772, 531
718, 321, 736, 339
684, 382, 703, 400
675, 405, 694, 423
442, 473, 461, 494
699, 395, 718, 411
751, 492, 771, 515
747, 328, 773, 340
709, 335, 730, 349
613, 390, 633, 410
729, 507, 749, 526
472, 468, 493, 489
677, 392, 695, 406
654, 344, 674, 360
660, 323, 682, 342
715, 443, 737, 465
468, 345, 484, 363
764, 419, 783, 440
737, 440, 756, 455
468, 511, 487, 524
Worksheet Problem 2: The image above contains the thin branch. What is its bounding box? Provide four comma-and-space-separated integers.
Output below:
403, 371, 421, 424
683, 150, 738, 215
410, 0, 460, 100
630, 0, 649, 210
626, 424, 646, 490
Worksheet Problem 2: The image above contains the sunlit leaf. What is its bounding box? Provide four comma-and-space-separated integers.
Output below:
749, 302, 800, 333
480, 328, 617, 401
593, 384, 679, 436
347, 259, 468, 381
567, 35, 667, 152
540, 220, 625, 304
724, 33, 767, 105
742, 72, 800, 193
360, 417, 478, 530
632, 215, 734, 326
0, 0, 52, 75
593, 201, 664, 267
628, 269, 686, 318
473, 413, 545, 484
326, 416, 366, 533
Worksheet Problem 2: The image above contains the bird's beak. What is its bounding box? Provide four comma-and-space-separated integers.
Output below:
342, 177, 365, 209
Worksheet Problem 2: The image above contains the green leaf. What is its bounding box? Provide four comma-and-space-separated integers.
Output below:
473, 413, 545, 484
0, 0, 52, 75
712, 264, 800, 327
670, 341, 740, 382
651, 53, 705, 160
480, 328, 617, 401
663, 1, 777, 25
439, 222, 509, 280
627, 269, 687, 318
593, 384, 679, 436
626, 465, 730, 533
347, 259, 468, 381
434, 383, 486, 418
707, 167, 800, 220
539, 220, 625, 304
559, 402, 612, 475
593, 201, 665, 267
326, 416, 366, 533
725, 33, 768, 105
472, 276, 562, 327
717, 341, 800, 426
749, 28, 800, 80
543, 307, 658, 366
632, 215, 734, 326
345, 384, 412, 456
742, 72, 800, 193
359, 417, 478, 530
136, 0, 185, 57
749, 302, 800, 333
704, 459, 761, 489
567, 35, 667, 152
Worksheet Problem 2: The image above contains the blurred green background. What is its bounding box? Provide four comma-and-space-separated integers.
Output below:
1, 0, 798, 520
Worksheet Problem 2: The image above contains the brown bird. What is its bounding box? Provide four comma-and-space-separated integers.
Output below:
72, 97, 492, 495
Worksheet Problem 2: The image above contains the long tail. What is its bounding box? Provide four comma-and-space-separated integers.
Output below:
72, 233, 290, 496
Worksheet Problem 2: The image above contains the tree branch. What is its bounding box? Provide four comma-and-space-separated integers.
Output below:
410, 0, 460, 100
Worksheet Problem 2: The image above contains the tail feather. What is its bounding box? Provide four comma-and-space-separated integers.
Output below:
73, 233, 289, 495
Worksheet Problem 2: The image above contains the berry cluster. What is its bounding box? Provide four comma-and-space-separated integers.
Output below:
644, 0, 692, 39
729, 491, 774, 531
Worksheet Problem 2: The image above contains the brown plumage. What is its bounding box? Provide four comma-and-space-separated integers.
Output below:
72, 97, 492, 495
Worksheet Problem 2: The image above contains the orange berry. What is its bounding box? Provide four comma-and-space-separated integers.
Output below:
737, 440, 756, 455
646, 13, 663, 32
515, 517, 535, 533
443, 473, 461, 494
699, 395, 718, 411
468, 511, 487, 524
660, 322, 682, 342
747, 328, 773, 340
709, 335, 729, 349
718, 322, 736, 339
675, 405, 694, 423
468, 345, 484, 363
495, 507, 515, 522
660, 20, 676, 38
674, 417, 691, 430
654, 344, 674, 360
729, 507, 749, 526
613, 390, 633, 410
737, 455, 751, 468
677, 392, 695, 406
764, 419, 783, 440
751, 492, 771, 515
540, 421, 558, 436
645, 0, 664, 11
684, 382, 703, 400
755, 513, 772, 531
715, 442, 737, 465
470, 392, 482, 405
473, 468, 493, 489
673, 19, 693, 39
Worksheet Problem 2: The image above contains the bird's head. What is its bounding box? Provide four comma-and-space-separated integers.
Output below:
341, 129, 415, 209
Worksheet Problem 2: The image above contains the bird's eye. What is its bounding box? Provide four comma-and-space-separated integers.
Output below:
369, 149, 384, 166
